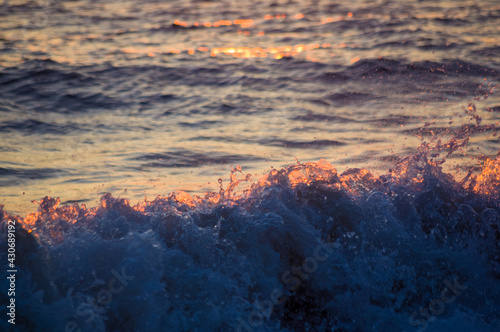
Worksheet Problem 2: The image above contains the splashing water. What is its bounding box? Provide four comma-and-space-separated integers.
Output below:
1, 121, 499, 331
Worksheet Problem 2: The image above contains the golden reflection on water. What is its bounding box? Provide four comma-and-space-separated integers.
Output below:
121, 43, 334, 60
2, 1, 499, 66
0, 5, 359, 66
128, 12, 350, 61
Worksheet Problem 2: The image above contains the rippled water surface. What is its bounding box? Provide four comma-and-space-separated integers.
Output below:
1, 0, 499, 214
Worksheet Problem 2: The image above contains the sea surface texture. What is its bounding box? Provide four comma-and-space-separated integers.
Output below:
0, 0, 499, 331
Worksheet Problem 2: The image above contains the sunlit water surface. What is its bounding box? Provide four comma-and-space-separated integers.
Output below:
0, 0, 499, 215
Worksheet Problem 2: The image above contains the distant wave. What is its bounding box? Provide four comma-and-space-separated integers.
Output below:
1, 58, 497, 117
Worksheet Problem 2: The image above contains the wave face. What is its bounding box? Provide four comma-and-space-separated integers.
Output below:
1, 155, 499, 331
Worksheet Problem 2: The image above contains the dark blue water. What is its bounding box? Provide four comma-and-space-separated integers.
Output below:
0, 0, 499, 331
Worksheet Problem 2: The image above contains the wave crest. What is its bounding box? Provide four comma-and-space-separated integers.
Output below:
1, 151, 499, 331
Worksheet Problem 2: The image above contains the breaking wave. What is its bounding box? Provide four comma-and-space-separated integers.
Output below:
1, 143, 499, 331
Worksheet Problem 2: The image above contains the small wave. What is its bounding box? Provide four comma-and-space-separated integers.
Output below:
292, 112, 355, 123
343, 58, 499, 80
0, 167, 64, 186
326, 91, 381, 105
260, 138, 345, 148
0, 119, 82, 135
130, 149, 265, 169
470, 46, 500, 57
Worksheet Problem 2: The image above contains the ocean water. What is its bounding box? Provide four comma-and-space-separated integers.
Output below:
0, 0, 499, 331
